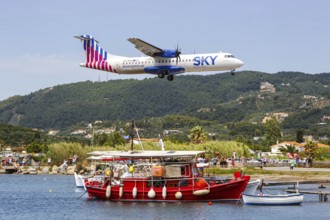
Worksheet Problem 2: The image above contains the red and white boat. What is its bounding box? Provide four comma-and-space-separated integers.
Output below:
85, 150, 250, 202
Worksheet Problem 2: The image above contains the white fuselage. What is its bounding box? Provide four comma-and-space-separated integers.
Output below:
81, 52, 243, 75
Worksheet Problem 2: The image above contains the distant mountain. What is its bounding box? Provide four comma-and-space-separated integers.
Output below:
0, 71, 329, 139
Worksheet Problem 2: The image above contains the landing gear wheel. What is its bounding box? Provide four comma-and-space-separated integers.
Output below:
167, 75, 174, 81
158, 73, 165, 79
231, 69, 235, 76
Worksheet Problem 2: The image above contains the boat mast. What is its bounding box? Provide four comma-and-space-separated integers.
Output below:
130, 120, 135, 151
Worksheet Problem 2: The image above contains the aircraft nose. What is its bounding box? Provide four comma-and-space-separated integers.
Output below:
236, 59, 244, 67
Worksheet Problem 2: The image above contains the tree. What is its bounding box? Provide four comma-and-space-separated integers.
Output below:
106, 132, 126, 147
279, 144, 299, 158
189, 126, 208, 144
26, 141, 43, 153
264, 117, 282, 146
304, 141, 317, 158
296, 129, 304, 143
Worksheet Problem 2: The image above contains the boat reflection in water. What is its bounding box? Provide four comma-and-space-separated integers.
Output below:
85, 150, 250, 202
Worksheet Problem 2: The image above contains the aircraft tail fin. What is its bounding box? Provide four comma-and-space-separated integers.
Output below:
75, 35, 116, 72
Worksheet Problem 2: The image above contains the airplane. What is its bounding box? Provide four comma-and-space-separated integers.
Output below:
75, 34, 243, 81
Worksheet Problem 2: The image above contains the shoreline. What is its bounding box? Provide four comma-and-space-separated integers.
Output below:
1, 166, 330, 183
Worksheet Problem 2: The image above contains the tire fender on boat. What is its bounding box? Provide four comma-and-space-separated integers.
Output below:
132, 186, 137, 198
106, 185, 111, 198
193, 189, 210, 196
148, 188, 156, 199
162, 185, 167, 199
175, 191, 182, 200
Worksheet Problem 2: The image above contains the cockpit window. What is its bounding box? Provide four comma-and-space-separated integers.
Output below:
225, 55, 235, 58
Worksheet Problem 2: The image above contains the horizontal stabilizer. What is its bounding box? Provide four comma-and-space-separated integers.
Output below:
74, 35, 99, 43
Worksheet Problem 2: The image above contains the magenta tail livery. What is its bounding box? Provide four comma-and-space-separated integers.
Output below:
75, 35, 243, 81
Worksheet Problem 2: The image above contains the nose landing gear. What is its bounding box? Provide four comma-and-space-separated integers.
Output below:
231, 69, 236, 76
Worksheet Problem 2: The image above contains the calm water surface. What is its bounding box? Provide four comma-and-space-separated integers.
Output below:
0, 174, 329, 220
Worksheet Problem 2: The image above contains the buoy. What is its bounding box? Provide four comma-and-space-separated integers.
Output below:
106, 185, 111, 198
88, 193, 93, 199
208, 201, 213, 206
175, 191, 182, 200
119, 186, 123, 198
196, 178, 207, 188
162, 185, 167, 199
105, 169, 111, 176
48, 189, 52, 192
148, 188, 156, 198
132, 186, 137, 198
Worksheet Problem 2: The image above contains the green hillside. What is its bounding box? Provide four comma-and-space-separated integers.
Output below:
0, 71, 329, 142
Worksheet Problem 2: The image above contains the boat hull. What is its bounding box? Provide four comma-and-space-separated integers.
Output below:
86, 176, 250, 202
74, 172, 85, 188
244, 179, 261, 195
242, 193, 304, 205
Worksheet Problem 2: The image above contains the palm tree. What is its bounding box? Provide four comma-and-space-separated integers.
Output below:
279, 144, 299, 158
189, 126, 208, 144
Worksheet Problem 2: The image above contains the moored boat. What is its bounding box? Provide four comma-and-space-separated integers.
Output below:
242, 193, 304, 205
244, 179, 261, 195
85, 150, 250, 202
74, 172, 86, 189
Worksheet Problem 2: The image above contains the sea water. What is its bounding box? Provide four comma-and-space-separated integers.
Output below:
0, 174, 329, 220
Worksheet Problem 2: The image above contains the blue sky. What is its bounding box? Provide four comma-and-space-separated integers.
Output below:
0, 0, 329, 101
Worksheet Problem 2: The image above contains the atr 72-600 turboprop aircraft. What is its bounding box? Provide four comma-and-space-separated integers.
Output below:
75, 34, 243, 81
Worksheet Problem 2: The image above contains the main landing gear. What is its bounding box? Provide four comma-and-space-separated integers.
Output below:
158, 70, 174, 81
167, 75, 174, 81
231, 69, 236, 76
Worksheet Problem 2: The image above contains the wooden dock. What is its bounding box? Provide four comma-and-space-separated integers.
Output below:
261, 179, 330, 202
262, 180, 330, 186
286, 189, 330, 202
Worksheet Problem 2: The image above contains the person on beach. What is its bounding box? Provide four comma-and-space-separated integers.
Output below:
231, 155, 235, 167
302, 157, 307, 167
212, 157, 217, 166
290, 159, 296, 171
72, 155, 78, 165
47, 157, 51, 166
295, 155, 300, 167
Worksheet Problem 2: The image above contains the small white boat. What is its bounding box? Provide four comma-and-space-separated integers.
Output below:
74, 172, 86, 190
244, 179, 261, 195
242, 193, 303, 205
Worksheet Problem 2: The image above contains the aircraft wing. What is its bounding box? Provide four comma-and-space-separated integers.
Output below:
128, 38, 163, 57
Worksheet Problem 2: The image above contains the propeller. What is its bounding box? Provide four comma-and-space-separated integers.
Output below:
174, 45, 181, 65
